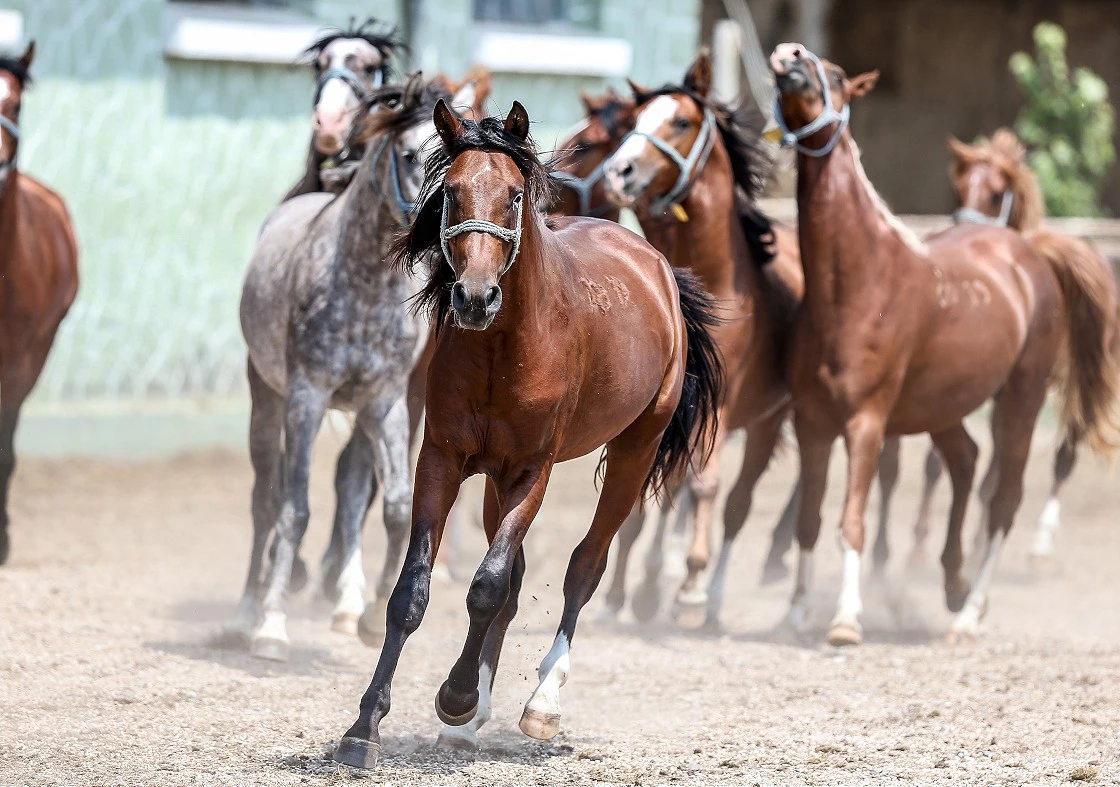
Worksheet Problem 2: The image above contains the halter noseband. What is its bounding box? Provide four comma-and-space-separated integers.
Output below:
0, 115, 20, 162
440, 190, 524, 275
620, 105, 717, 216
317, 67, 382, 100
952, 190, 1014, 228
772, 50, 850, 158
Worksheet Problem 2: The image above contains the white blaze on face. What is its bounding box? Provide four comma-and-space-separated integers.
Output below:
314, 40, 379, 153
614, 95, 679, 161
0, 81, 10, 102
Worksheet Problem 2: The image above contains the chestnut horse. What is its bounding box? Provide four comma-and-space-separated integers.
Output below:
0, 43, 79, 565
334, 101, 723, 767
549, 88, 634, 220
771, 43, 1119, 645
601, 53, 804, 628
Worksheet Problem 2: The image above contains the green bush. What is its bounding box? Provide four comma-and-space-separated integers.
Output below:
1010, 22, 1116, 217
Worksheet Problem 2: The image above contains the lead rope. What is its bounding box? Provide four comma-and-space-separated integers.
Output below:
440, 190, 524, 275
952, 190, 1015, 227
771, 50, 850, 158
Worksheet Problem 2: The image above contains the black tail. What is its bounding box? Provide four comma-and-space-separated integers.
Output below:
643, 268, 725, 501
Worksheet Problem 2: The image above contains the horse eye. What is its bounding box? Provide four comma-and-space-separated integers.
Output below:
401, 149, 417, 164
364, 64, 377, 75
672, 117, 691, 131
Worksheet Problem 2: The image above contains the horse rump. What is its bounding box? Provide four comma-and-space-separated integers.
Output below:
642, 267, 725, 501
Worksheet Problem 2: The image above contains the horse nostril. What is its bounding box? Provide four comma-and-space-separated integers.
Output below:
485, 286, 501, 308
451, 282, 468, 310
620, 162, 634, 179
792, 48, 801, 59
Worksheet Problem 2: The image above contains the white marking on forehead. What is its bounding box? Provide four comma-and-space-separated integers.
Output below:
469, 159, 495, 187
615, 95, 680, 159
0, 82, 9, 102
324, 38, 379, 67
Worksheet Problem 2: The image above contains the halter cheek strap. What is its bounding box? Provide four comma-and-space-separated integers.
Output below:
440, 191, 524, 275
772, 50, 850, 158
952, 190, 1014, 227
620, 107, 717, 216
549, 162, 607, 217
368, 134, 418, 224
0, 115, 20, 162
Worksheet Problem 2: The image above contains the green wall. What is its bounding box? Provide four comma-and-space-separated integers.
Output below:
9, 0, 697, 403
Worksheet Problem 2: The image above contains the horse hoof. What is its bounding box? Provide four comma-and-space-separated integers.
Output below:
435, 729, 480, 752
673, 595, 708, 631
435, 684, 478, 727
519, 705, 561, 740
334, 737, 381, 770
759, 559, 789, 586
631, 582, 661, 623
356, 606, 385, 649
826, 621, 862, 648
289, 558, 309, 594
945, 628, 977, 646
250, 636, 290, 662
1028, 553, 1056, 574
944, 580, 971, 613
331, 612, 360, 636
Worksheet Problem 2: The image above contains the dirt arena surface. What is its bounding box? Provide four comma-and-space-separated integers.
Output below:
1, 424, 1118, 786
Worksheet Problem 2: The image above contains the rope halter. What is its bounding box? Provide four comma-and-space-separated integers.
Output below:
440, 190, 524, 276
772, 49, 849, 158
369, 133, 418, 224
952, 190, 1014, 228
0, 114, 20, 162
619, 105, 718, 216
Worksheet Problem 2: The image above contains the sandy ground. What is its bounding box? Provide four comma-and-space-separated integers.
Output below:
1, 423, 1118, 786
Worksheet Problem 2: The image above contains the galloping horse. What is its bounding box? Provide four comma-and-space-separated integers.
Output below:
283, 20, 402, 201
899, 129, 1120, 568
771, 44, 1119, 645
230, 76, 449, 660
334, 100, 723, 767
0, 43, 79, 565
601, 53, 804, 628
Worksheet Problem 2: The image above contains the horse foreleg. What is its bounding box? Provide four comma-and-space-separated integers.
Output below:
826, 412, 886, 648
705, 413, 785, 629
760, 477, 801, 585
521, 437, 655, 741
355, 397, 412, 647
319, 429, 379, 606
928, 423, 978, 613
227, 361, 284, 641
336, 443, 463, 769
251, 377, 329, 662
870, 436, 901, 576
437, 462, 553, 728
787, 423, 833, 633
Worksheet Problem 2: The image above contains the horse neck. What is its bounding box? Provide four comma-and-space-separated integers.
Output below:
0, 168, 20, 256
485, 211, 555, 337
796, 133, 922, 322
332, 138, 397, 289
647, 140, 747, 297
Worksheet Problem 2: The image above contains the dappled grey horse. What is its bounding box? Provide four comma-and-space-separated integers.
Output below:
228, 75, 451, 662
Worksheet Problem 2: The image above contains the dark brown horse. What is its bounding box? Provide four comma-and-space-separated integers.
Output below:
601, 53, 804, 628
334, 100, 723, 766
548, 89, 635, 220
0, 43, 79, 565
771, 43, 1119, 645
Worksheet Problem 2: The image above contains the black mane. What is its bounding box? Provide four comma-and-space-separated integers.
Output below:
303, 18, 405, 78
391, 113, 556, 329
0, 57, 31, 88
634, 83, 775, 265
353, 79, 449, 144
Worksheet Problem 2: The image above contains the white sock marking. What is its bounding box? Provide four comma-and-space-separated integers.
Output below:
1031, 497, 1061, 557
525, 633, 570, 717
952, 531, 1006, 636
254, 609, 288, 644
833, 541, 863, 626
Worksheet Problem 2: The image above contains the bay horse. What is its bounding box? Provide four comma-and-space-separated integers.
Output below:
600, 52, 805, 628
771, 43, 1119, 645
0, 43, 79, 566
334, 100, 723, 767
230, 76, 449, 660
548, 88, 635, 220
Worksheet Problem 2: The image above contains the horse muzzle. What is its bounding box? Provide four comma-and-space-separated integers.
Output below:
451, 281, 502, 331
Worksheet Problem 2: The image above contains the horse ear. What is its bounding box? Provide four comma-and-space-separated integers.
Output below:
433, 99, 465, 147
19, 40, 35, 70
579, 90, 596, 113
947, 135, 976, 165
451, 80, 478, 118
504, 100, 530, 141
403, 72, 425, 106
626, 77, 649, 98
683, 49, 713, 97
848, 70, 879, 99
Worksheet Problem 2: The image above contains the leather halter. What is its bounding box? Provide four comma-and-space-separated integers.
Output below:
773, 50, 850, 158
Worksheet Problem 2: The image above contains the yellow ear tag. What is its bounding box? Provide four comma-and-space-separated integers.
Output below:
670, 203, 689, 222
763, 127, 784, 144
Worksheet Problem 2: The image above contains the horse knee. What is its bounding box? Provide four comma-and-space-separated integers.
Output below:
465, 564, 510, 623
387, 562, 431, 634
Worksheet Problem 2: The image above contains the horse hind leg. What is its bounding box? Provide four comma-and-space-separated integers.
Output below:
908, 445, 944, 568
672, 424, 728, 629
870, 436, 901, 576
1029, 432, 1078, 570
0, 395, 25, 567
226, 361, 284, 642
319, 430, 379, 605
760, 477, 800, 585
601, 501, 645, 621
630, 490, 678, 622
324, 424, 378, 636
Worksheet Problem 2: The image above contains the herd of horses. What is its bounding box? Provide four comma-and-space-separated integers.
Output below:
2, 21, 1118, 772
